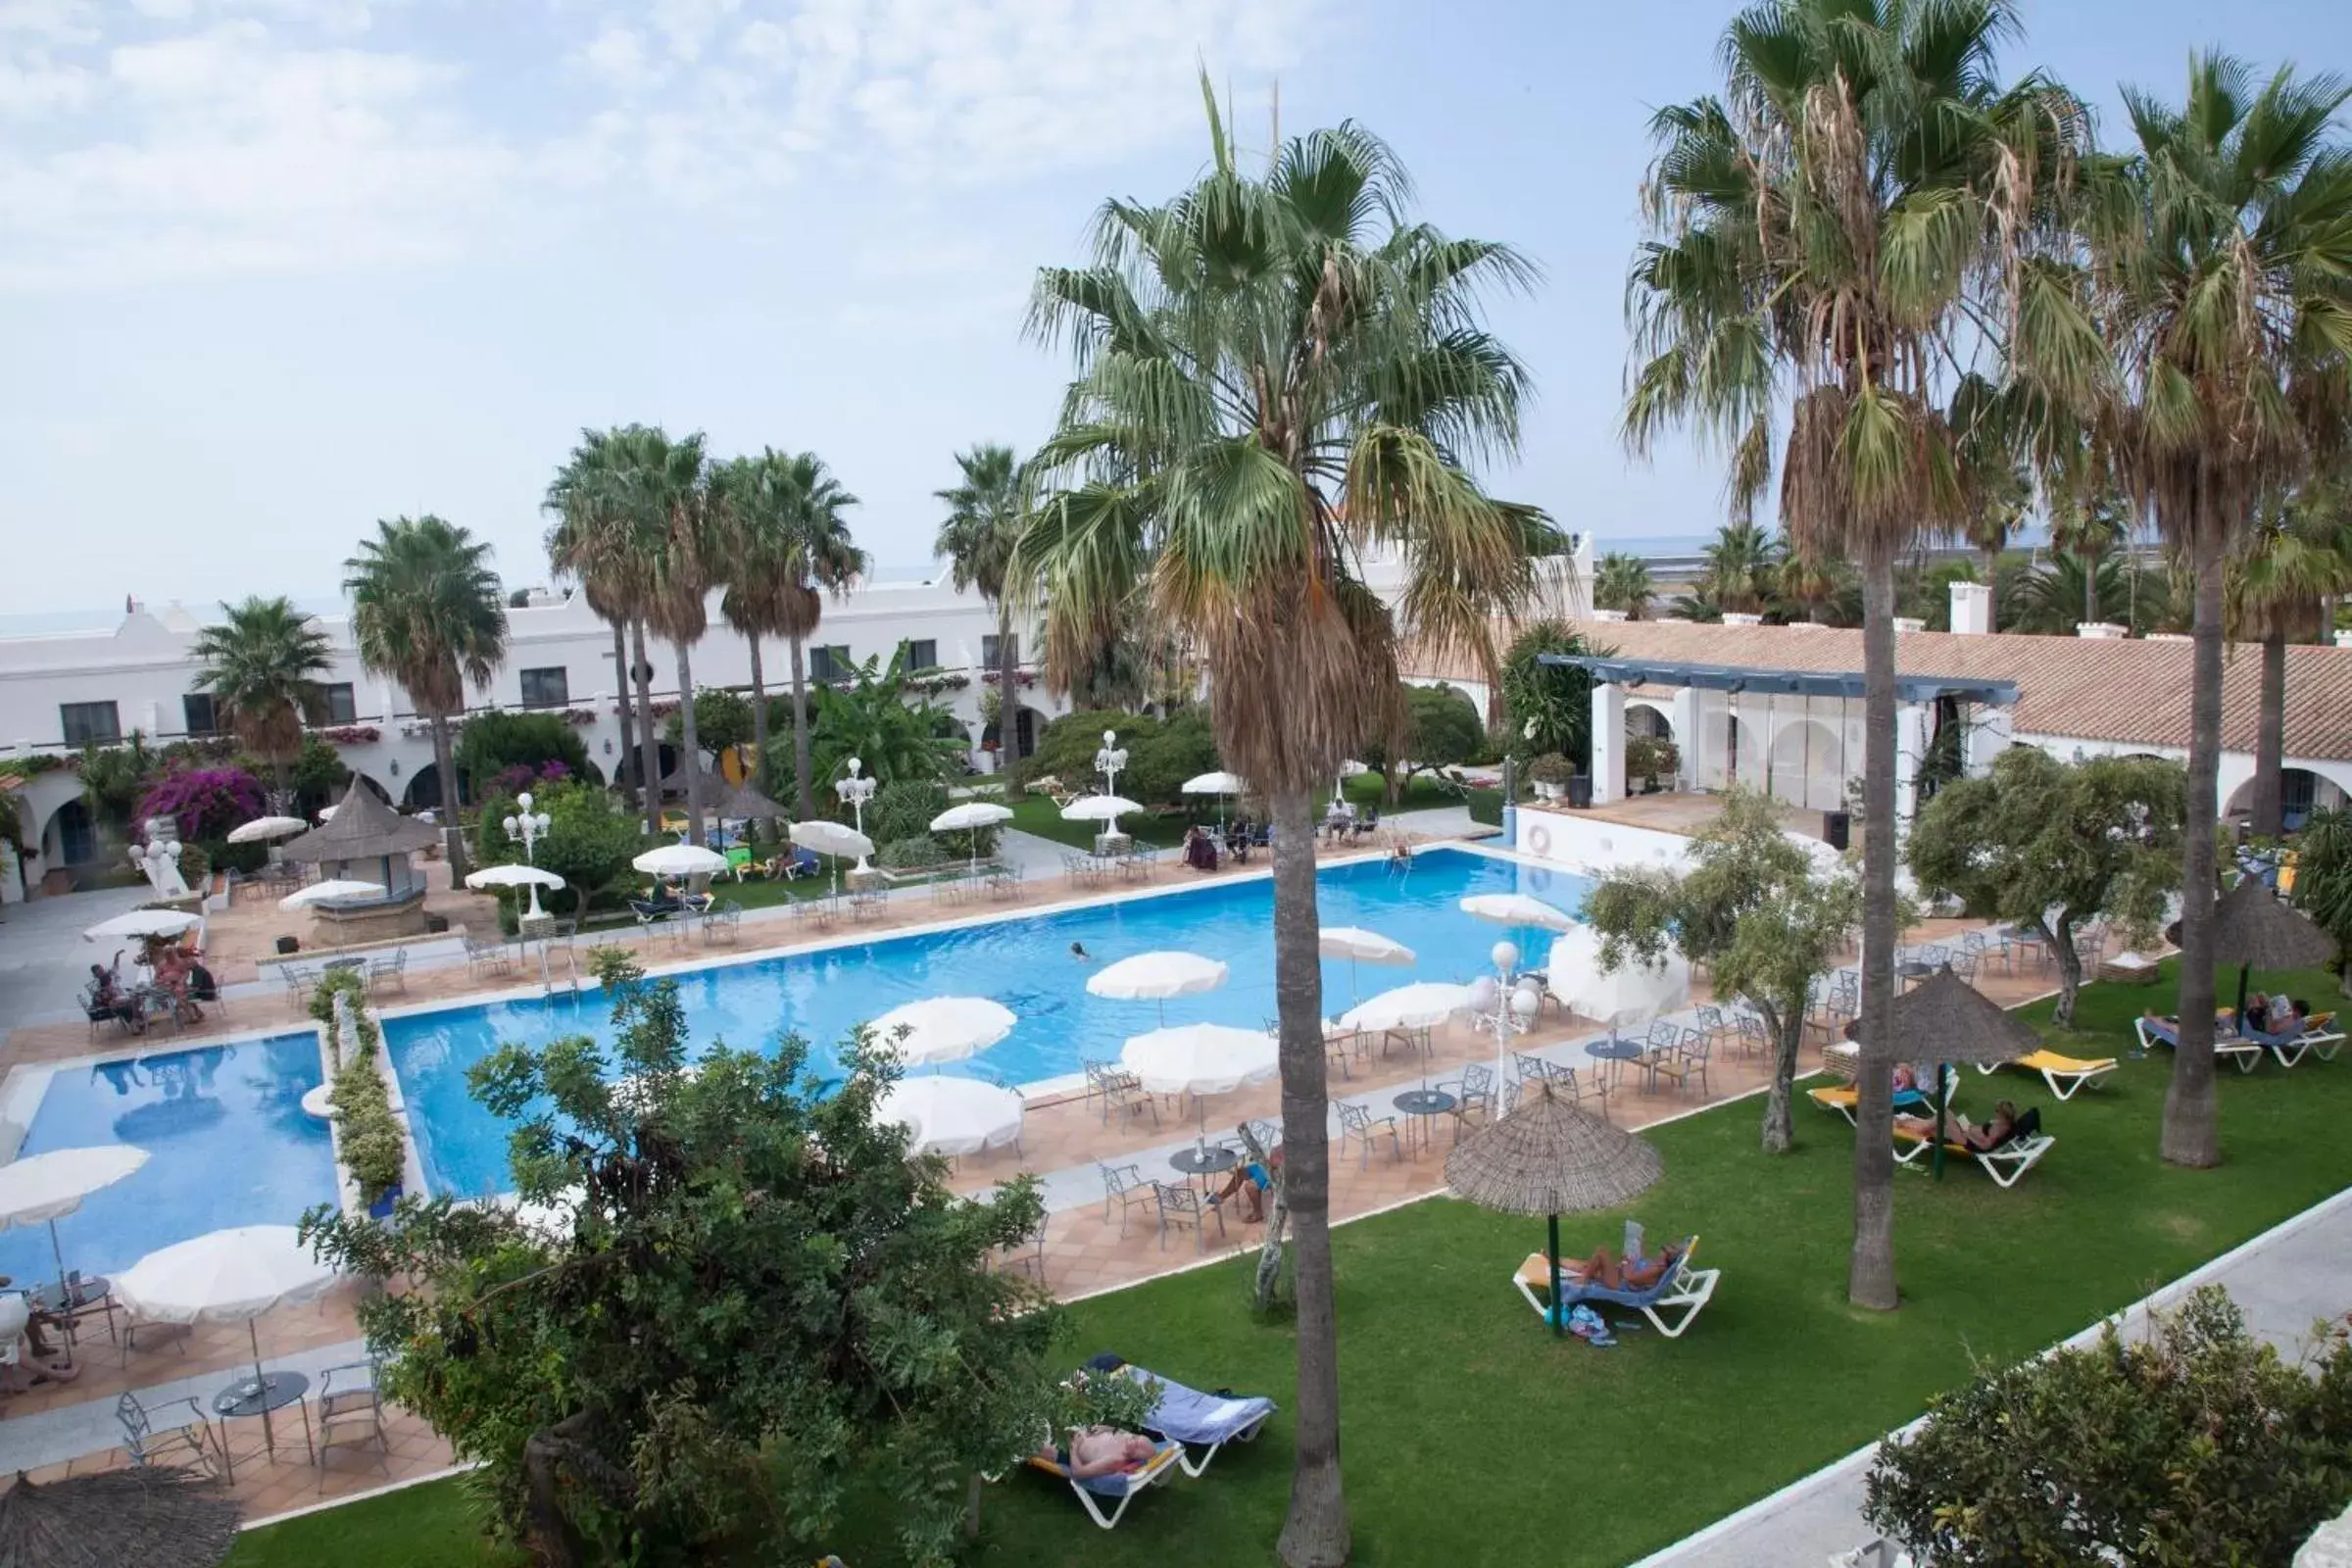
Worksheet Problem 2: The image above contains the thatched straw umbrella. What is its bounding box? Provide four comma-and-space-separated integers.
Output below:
1880, 966, 2042, 1179
2209, 875, 2336, 1019
0, 1467, 238, 1568
712, 776, 785, 847
1445, 1083, 1662, 1338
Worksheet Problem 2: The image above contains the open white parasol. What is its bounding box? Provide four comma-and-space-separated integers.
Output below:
631, 844, 728, 879
863, 996, 1017, 1066
279, 879, 385, 909
224, 815, 308, 845
929, 802, 1014, 872
1121, 1022, 1278, 1100
1060, 794, 1142, 825
115, 1225, 339, 1439
1181, 772, 1247, 797
1339, 981, 1475, 1034
1458, 893, 1578, 933
0, 1146, 150, 1300
466, 862, 567, 923
82, 909, 201, 944
1320, 925, 1415, 1003
875, 1076, 1025, 1158
1087, 950, 1229, 1023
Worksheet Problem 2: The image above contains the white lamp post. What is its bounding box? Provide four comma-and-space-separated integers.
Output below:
502, 791, 555, 920
129, 834, 185, 899
1095, 729, 1128, 798
836, 758, 877, 870
1481, 939, 1544, 1107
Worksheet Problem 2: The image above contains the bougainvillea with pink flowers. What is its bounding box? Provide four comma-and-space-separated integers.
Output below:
135, 767, 268, 843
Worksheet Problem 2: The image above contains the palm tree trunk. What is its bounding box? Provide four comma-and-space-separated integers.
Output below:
2162, 538, 2226, 1168
1980, 547, 1998, 627
630, 620, 661, 837
2082, 552, 2099, 626
1268, 786, 1348, 1568
674, 639, 706, 848
787, 633, 815, 819
428, 712, 467, 878
2252, 631, 2286, 839
1848, 541, 1899, 1311
609, 620, 638, 815
997, 603, 1024, 799
746, 635, 774, 841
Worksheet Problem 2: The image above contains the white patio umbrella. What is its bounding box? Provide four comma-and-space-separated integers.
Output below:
1122, 1022, 1277, 1133
1319, 925, 1416, 1004
789, 820, 875, 898
1458, 893, 1578, 933
1087, 950, 1230, 1022
929, 801, 1014, 872
82, 909, 201, 944
1181, 771, 1246, 830
279, 879, 385, 909
1339, 981, 1475, 1034
1061, 794, 1142, 831
631, 844, 728, 879
466, 863, 567, 921
863, 996, 1017, 1066
1544, 926, 1691, 1042
114, 1224, 338, 1429
876, 1076, 1024, 1158
224, 815, 308, 845
0, 1145, 150, 1300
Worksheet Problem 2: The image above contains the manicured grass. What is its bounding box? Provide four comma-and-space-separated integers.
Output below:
230, 1475, 518, 1568
1004, 795, 1194, 850
230, 960, 2352, 1567
1340, 771, 1477, 813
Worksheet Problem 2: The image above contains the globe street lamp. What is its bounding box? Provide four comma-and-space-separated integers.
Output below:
1095, 729, 1128, 798
1470, 940, 1544, 1110
502, 791, 555, 920
836, 759, 877, 871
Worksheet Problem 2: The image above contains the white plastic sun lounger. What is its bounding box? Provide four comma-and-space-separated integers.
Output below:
1511, 1240, 1721, 1339
2133, 1015, 2264, 1073
1891, 1124, 2054, 1189
1024, 1440, 1184, 1530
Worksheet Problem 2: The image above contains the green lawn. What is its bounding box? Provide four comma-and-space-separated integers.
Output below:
1003, 795, 1194, 850
231, 960, 2352, 1567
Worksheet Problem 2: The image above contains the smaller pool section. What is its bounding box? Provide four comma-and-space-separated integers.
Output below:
390, 847, 1593, 1200
0, 1038, 335, 1284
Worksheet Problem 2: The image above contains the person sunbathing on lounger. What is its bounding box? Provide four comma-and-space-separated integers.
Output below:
1558, 1245, 1673, 1292
1895, 1101, 2018, 1152
1041, 1426, 1157, 1479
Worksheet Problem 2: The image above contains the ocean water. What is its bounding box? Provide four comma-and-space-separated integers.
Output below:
388, 847, 1593, 1199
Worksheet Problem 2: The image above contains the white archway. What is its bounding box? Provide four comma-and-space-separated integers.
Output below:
1767, 718, 1844, 811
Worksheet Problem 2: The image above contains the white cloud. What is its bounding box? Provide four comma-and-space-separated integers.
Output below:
0, 0, 1317, 288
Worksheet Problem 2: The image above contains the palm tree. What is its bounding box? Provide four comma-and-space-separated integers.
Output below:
2047, 485, 2130, 625
713, 452, 805, 834
733, 451, 866, 819
2082, 55, 2352, 1166
1950, 375, 2033, 622
2229, 480, 2352, 837
2010, 552, 2123, 634
1775, 549, 1860, 625
1017, 92, 1560, 1565
935, 444, 1029, 788
604, 427, 721, 845
1697, 521, 1781, 612
1625, 0, 2086, 1307
1592, 552, 1655, 619
547, 428, 660, 832
191, 596, 333, 804
344, 516, 508, 874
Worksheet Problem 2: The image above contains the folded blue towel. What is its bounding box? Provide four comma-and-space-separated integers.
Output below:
1126, 1366, 1276, 1446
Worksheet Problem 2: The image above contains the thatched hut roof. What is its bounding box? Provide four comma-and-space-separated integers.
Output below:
713, 777, 784, 820
1882, 966, 2044, 1066
281, 777, 438, 863
0, 1466, 239, 1568
2210, 876, 2337, 973
1445, 1084, 1662, 1216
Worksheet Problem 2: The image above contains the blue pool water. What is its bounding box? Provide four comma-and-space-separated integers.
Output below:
0, 1037, 334, 1285
389, 847, 1592, 1200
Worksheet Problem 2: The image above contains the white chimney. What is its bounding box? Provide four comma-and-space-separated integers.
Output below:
2075, 622, 2128, 640
1949, 581, 1991, 635
1722, 612, 1764, 626
1892, 616, 1925, 634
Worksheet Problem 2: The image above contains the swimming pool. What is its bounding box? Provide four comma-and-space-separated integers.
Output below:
389, 847, 1592, 1199
0, 1038, 334, 1285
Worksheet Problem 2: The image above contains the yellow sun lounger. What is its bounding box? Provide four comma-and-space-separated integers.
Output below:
1976, 1050, 2116, 1100
1808, 1084, 1934, 1125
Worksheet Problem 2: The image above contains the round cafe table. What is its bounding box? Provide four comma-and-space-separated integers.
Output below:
212, 1368, 314, 1480
1392, 1089, 1457, 1155
1586, 1038, 1646, 1091
1167, 1144, 1239, 1191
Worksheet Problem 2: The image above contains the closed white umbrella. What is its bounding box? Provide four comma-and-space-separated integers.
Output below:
1544, 927, 1690, 1035
224, 815, 308, 845
115, 1225, 338, 1435
929, 802, 1014, 872
0, 1145, 150, 1300
1088, 950, 1229, 1022
1458, 893, 1578, 933
279, 879, 385, 909
1340, 981, 1475, 1033
863, 996, 1016, 1066
876, 1076, 1024, 1157
82, 909, 201, 943
631, 844, 728, 878
1320, 925, 1417, 1004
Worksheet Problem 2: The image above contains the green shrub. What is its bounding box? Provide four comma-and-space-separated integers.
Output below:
1026, 707, 1222, 807
879, 836, 948, 870
1529, 752, 1574, 786
310, 969, 406, 1205
452, 710, 591, 800
869, 779, 948, 847
197, 837, 269, 875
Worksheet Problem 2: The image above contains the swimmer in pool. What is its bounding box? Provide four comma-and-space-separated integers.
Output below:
1071, 942, 1091, 960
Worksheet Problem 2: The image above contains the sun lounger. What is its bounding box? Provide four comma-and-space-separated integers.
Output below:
1976, 1049, 2116, 1100
1891, 1110, 2052, 1189
1082, 1355, 1276, 1478
1511, 1238, 1720, 1339
2133, 1015, 2264, 1072
2286, 1011, 2343, 1066
1024, 1440, 1183, 1530
1806, 1084, 1930, 1126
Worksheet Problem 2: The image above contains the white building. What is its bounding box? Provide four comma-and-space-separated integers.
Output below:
0, 578, 1069, 901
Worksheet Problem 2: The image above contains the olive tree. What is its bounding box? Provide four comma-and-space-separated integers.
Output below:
304, 950, 1143, 1568
1906, 747, 2182, 1026
1582, 788, 1864, 1152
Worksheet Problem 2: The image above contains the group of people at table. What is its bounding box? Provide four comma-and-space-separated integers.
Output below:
84, 939, 216, 1032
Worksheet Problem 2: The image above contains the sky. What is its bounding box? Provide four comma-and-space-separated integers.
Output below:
1, 0, 2347, 621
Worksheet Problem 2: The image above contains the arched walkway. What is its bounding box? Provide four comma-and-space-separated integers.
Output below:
1767, 718, 1844, 811
39, 799, 96, 868
1696, 710, 1757, 793
403, 762, 476, 811
610, 744, 680, 795
2226, 766, 2347, 832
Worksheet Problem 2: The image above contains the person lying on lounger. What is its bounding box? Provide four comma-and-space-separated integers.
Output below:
1040, 1426, 1158, 1479
1894, 1101, 2019, 1151
1556, 1245, 1674, 1292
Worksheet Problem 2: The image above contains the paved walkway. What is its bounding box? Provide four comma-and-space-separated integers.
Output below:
1638, 1184, 2352, 1568
0, 882, 158, 1027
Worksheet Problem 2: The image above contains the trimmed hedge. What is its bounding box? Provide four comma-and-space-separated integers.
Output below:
309, 970, 405, 1205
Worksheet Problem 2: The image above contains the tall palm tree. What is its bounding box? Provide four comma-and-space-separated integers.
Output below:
2047, 485, 2131, 625
1697, 521, 1781, 612
1017, 92, 1559, 1565
191, 596, 333, 804
344, 516, 509, 874
1626, 0, 2086, 1307
547, 428, 661, 832
1592, 552, 1655, 619
1775, 548, 1860, 625
935, 444, 1030, 789
1949, 375, 2033, 622
605, 427, 720, 846
2082, 55, 2352, 1166
2229, 480, 2352, 836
